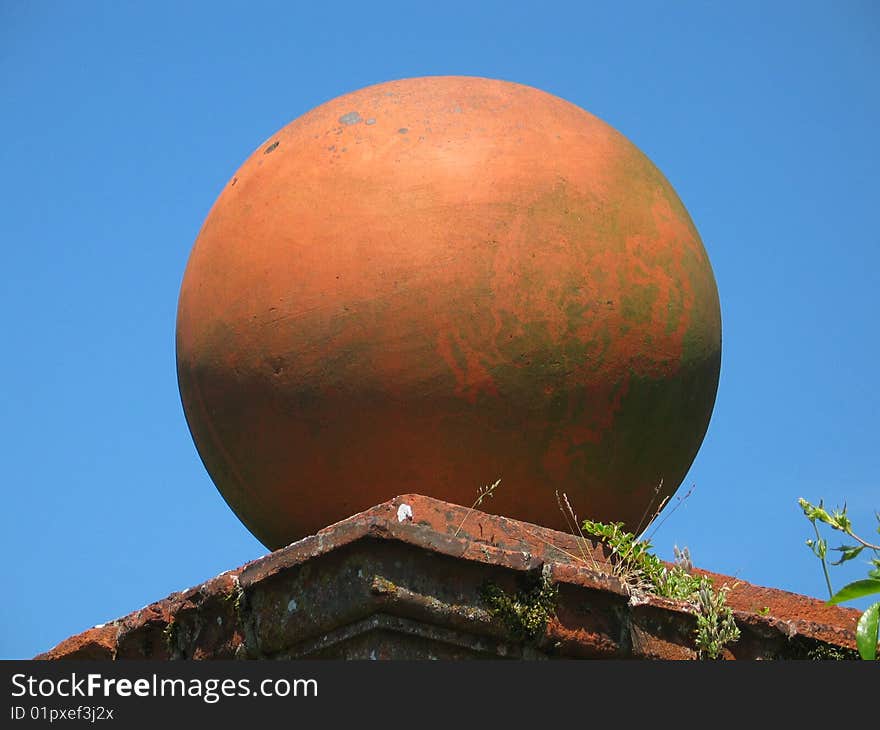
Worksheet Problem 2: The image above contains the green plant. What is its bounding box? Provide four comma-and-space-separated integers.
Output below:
799, 498, 880, 660
480, 572, 558, 642
576, 518, 739, 659
223, 582, 248, 628
162, 620, 179, 656
693, 581, 740, 660
799, 641, 859, 661
581, 519, 702, 600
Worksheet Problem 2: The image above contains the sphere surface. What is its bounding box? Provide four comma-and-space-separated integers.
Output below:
177, 76, 721, 549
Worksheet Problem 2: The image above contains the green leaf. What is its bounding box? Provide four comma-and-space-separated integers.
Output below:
829, 505, 852, 533
813, 506, 833, 526
828, 579, 880, 605
830, 545, 865, 565
855, 603, 879, 661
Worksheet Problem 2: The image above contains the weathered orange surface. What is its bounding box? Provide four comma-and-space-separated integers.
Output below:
176, 76, 721, 549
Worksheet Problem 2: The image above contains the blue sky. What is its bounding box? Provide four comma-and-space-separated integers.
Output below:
1, 1, 877, 659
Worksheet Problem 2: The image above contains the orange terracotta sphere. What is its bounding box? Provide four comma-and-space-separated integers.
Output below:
176, 76, 721, 550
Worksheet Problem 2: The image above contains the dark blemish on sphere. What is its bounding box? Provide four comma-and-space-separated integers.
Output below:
231, 177, 238, 187
269, 356, 285, 376
398, 128, 408, 134
264, 141, 280, 154
339, 111, 362, 126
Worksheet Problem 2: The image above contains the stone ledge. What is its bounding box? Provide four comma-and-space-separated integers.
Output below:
36, 494, 861, 660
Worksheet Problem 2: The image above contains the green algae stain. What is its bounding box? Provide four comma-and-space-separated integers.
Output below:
678, 254, 722, 370
428, 155, 721, 527
559, 350, 721, 511
665, 285, 684, 336
620, 282, 659, 325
